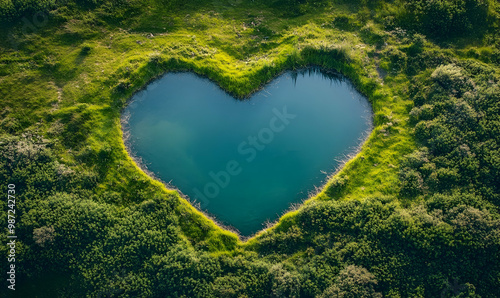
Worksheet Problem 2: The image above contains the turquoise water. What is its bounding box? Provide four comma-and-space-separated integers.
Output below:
123, 69, 372, 236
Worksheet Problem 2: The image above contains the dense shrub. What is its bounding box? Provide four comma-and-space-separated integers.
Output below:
0, 0, 56, 21
1, 1, 499, 296
319, 265, 382, 298
431, 64, 474, 93
402, 61, 500, 204
399, 0, 495, 38
399, 167, 424, 197
0, 0, 135, 22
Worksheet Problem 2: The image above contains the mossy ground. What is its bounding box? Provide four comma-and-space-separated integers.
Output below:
1, 1, 420, 244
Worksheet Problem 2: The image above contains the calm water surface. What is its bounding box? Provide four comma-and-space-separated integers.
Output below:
124, 69, 372, 236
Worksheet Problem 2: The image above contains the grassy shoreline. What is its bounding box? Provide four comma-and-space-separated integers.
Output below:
118, 65, 378, 241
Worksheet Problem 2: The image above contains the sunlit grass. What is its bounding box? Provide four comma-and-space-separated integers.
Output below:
0, 0, 492, 250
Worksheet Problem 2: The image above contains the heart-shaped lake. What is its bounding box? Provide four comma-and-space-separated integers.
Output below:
123, 68, 372, 236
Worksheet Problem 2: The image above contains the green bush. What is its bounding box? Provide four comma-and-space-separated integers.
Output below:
0, 0, 134, 22
399, 167, 424, 197
402, 59, 500, 203
431, 64, 474, 93
0, 0, 56, 21
319, 265, 382, 298
399, 0, 494, 38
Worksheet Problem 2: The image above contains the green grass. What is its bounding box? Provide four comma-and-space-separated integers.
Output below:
0, 0, 483, 244
1, 0, 499, 296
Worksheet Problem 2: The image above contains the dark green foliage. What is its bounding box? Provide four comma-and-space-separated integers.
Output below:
0, 0, 56, 21
403, 62, 500, 205
80, 44, 92, 55
261, 196, 500, 297
398, 0, 495, 38
0, 0, 499, 297
383, 46, 407, 71
0, 0, 135, 22
269, 264, 301, 298
267, 0, 331, 17
407, 33, 426, 55
431, 64, 474, 94
333, 15, 357, 31
32, 225, 55, 247
319, 265, 382, 298
399, 167, 424, 197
